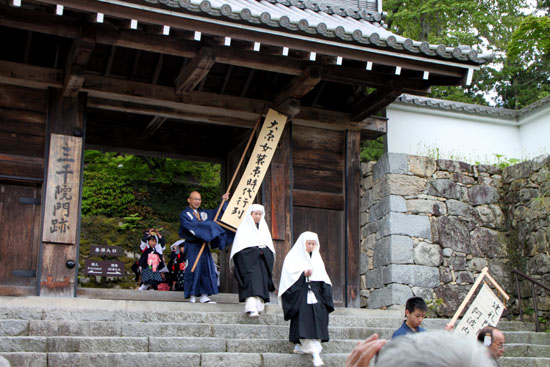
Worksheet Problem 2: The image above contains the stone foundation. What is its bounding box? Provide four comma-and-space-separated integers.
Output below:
360, 153, 550, 318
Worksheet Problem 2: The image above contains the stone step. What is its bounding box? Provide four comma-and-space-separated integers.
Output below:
504, 331, 550, 345
2, 335, 550, 357
1, 319, 396, 340
0, 296, 537, 330
0, 336, 357, 354
2, 352, 550, 367
504, 344, 550, 358
0, 352, 350, 367
0, 307, 404, 328
0, 304, 535, 333
500, 357, 550, 367
0, 295, 398, 316
422, 318, 537, 332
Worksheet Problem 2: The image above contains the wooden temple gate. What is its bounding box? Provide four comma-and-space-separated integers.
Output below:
0, 0, 485, 306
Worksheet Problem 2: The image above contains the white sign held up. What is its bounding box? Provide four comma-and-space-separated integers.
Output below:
455, 283, 505, 337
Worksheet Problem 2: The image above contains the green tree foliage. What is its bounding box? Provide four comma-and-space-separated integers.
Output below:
497, 15, 550, 108
383, 0, 549, 108
384, 0, 524, 46
360, 136, 385, 162
82, 150, 221, 220
81, 171, 136, 217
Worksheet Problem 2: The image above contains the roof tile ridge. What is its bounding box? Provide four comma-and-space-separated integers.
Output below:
263, 0, 382, 22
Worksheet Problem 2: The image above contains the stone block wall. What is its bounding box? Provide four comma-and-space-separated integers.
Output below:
501, 155, 550, 315
359, 153, 533, 316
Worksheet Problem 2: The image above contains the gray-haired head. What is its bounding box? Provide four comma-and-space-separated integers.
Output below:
376, 331, 494, 367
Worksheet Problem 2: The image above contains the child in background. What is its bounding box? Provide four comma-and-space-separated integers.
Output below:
138, 235, 166, 290
392, 297, 427, 338
168, 240, 186, 291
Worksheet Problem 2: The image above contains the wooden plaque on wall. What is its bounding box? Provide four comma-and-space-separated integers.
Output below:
41, 133, 82, 244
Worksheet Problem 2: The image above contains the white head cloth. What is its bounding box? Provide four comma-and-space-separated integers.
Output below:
170, 239, 185, 253
230, 204, 275, 260
140, 233, 164, 254
278, 231, 331, 298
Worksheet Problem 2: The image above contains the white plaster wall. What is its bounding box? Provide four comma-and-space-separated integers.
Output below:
518, 104, 550, 158
386, 104, 522, 164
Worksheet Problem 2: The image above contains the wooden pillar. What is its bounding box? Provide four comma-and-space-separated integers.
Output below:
264, 123, 292, 289
37, 89, 85, 297
345, 129, 361, 307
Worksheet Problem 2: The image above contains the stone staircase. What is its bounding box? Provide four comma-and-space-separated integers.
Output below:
0, 295, 548, 367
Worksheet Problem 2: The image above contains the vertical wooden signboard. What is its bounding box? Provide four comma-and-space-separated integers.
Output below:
42, 134, 82, 244
40, 133, 82, 297
220, 108, 288, 229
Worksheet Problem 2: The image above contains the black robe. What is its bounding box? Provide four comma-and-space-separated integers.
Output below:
281, 273, 334, 343
233, 246, 275, 302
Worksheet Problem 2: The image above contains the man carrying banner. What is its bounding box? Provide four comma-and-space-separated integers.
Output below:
178, 191, 232, 303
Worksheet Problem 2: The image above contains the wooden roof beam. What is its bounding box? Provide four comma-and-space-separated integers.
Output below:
274, 66, 322, 106
174, 48, 216, 95
0, 4, 467, 81
62, 25, 96, 97
351, 79, 403, 122
0, 59, 383, 132
144, 116, 167, 136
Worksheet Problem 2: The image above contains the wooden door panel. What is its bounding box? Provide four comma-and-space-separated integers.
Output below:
0, 183, 41, 286
219, 137, 252, 294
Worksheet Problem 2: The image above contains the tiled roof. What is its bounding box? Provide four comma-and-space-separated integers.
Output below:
145, 0, 492, 65
394, 94, 550, 120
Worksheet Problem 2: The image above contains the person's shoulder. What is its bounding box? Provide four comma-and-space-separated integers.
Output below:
392, 322, 409, 339
180, 207, 194, 218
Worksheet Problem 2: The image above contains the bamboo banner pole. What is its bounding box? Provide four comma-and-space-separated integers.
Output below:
191, 242, 206, 273
449, 267, 489, 327
484, 271, 510, 301
214, 114, 263, 224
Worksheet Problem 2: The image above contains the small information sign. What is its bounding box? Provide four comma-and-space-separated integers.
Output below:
84, 260, 125, 277
90, 245, 124, 257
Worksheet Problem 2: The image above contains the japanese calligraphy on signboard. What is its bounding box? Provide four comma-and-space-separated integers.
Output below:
42, 134, 82, 244
456, 283, 505, 337
220, 108, 288, 229
90, 245, 124, 257
84, 260, 125, 277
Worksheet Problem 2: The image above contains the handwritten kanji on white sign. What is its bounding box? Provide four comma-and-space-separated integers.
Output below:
456, 283, 505, 337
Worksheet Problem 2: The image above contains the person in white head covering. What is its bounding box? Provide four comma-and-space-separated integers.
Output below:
278, 231, 334, 367
230, 204, 275, 317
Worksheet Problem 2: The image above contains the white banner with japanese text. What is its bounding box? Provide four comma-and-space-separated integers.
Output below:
42, 133, 82, 244
220, 108, 288, 229
456, 283, 505, 337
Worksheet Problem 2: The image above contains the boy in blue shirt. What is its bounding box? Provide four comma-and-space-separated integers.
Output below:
392, 297, 427, 338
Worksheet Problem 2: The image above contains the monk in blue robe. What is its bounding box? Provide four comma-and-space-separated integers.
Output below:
178, 191, 232, 303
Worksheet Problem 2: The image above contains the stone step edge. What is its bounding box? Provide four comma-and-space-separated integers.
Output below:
0, 316, 537, 330
6, 319, 399, 329
0, 352, 349, 358
2, 335, 548, 345
0, 308, 536, 329
0, 296, 400, 316
1, 351, 549, 359
12, 319, 548, 333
